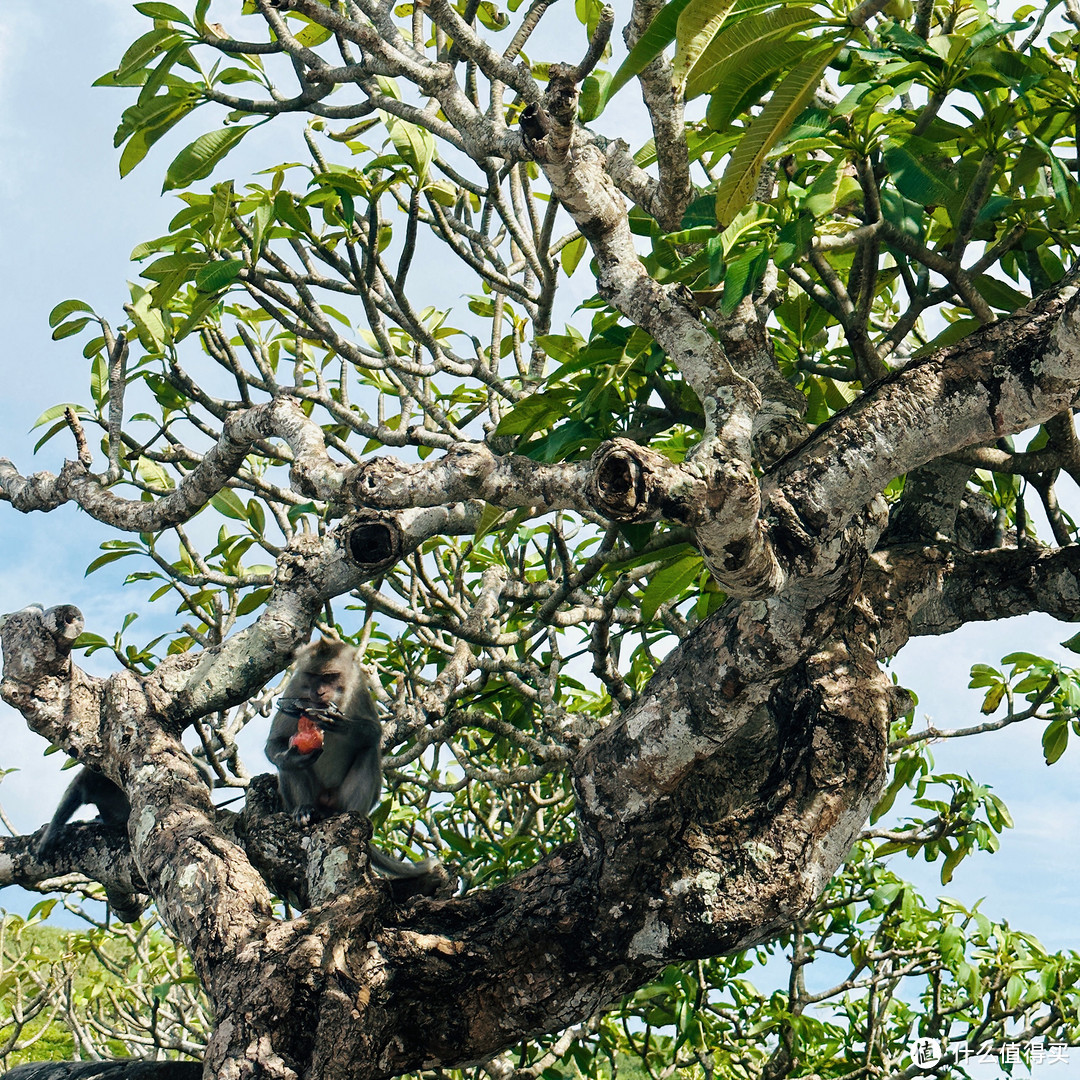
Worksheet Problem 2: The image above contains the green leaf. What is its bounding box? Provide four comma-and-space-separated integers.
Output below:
129, 287, 169, 351
139, 42, 194, 106
911, 317, 981, 357
1001, 651, 1046, 669
384, 116, 434, 183
473, 502, 508, 541
715, 42, 841, 227
672, 0, 740, 98
173, 287, 225, 342
252, 200, 273, 255
972, 274, 1029, 313
579, 72, 612, 122
685, 6, 822, 100
86, 549, 139, 575
980, 681, 1005, 714
119, 95, 200, 177
294, 19, 335, 47
236, 588, 273, 616
51, 317, 92, 341
802, 157, 851, 218
116, 85, 199, 149
163, 125, 256, 192
83, 335, 106, 359
34, 420, 70, 454
527, 419, 597, 462
986, 794, 1014, 831
211, 487, 248, 520
940, 842, 965, 884
195, 259, 245, 292
1033, 136, 1074, 213
48, 298, 95, 328
882, 143, 957, 208
972, 660, 1002, 686
939, 924, 964, 966
31, 403, 87, 430
640, 554, 703, 623
116, 28, 183, 82
492, 390, 574, 439
91, 354, 109, 406
1042, 718, 1069, 765
706, 43, 803, 134
879, 188, 924, 241
134, 2, 193, 24
28, 899, 59, 921
560, 236, 588, 277
721, 245, 768, 315
137, 455, 174, 491
1006, 973, 1026, 1010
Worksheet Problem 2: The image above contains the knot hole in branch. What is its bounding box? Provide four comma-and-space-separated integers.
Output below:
43, 604, 85, 654
590, 442, 650, 522
343, 513, 402, 568
519, 104, 551, 159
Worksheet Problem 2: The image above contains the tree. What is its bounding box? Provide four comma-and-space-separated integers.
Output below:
3, 0, 1080, 1076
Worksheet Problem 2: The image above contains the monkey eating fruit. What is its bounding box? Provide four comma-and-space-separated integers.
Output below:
289, 715, 325, 755
266, 639, 447, 896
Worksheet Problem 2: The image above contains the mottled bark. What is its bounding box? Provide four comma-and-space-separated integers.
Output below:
3, 570, 898, 1080
864, 543, 1080, 658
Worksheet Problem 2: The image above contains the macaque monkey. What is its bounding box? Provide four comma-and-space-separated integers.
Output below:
265, 639, 443, 889
36, 766, 130, 856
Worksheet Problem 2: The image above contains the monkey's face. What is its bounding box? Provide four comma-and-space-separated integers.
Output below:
304, 666, 346, 706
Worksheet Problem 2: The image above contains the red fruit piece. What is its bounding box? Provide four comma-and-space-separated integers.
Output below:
289, 714, 324, 754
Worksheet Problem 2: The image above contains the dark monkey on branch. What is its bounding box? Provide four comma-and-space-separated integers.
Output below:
265, 639, 446, 892
34, 766, 146, 922
36, 766, 130, 857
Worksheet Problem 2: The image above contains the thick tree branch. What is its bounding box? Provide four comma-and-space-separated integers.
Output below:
215, 618, 895, 1078
173, 503, 484, 721
622, 0, 691, 230
3, 567, 899, 1080
0, 397, 322, 531
1, 608, 275, 1009
864, 543, 1080, 659
770, 272, 1080, 561
0, 827, 147, 923
520, 76, 759, 456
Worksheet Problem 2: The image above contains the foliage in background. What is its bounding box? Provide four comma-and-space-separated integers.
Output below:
0, 903, 209, 1066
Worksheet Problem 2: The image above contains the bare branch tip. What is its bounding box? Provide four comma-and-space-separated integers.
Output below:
571, 4, 615, 83
63, 407, 94, 469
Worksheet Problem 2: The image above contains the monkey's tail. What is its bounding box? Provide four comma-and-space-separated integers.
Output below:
367, 844, 439, 879
368, 844, 453, 898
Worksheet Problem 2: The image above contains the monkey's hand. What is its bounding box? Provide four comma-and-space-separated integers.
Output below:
303, 702, 353, 733
279, 743, 323, 768
275, 697, 308, 717
278, 699, 352, 732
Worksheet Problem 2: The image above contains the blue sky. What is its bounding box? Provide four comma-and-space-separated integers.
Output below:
1, 1, 1078, 965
